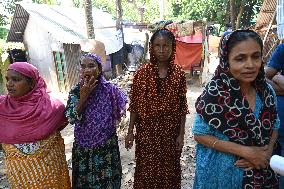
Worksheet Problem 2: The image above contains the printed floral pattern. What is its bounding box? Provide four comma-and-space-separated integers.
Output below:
65, 77, 127, 148
72, 135, 122, 189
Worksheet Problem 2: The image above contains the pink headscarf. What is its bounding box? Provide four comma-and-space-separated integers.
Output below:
0, 62, 66, 144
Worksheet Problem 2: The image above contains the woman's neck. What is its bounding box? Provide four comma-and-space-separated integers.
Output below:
157, 61, 169, 69
157, 61, 169, 78
240, 82, 254, 96
240, 82, 256, 110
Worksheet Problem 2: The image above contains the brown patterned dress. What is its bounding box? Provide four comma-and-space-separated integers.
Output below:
128, 62, 189, 189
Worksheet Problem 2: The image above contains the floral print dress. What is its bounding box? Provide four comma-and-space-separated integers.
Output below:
65, 76, 127, 189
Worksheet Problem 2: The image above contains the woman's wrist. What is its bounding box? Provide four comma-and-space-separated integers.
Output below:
211, 139, 219, 148
78, 96, 88, 105
128, 131, 134, 135
127, 126, 134, 135
76, 100, 86, 115
239, 146, 251, 159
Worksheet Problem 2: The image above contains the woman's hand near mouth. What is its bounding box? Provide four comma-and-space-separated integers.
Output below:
81, 76, 97, 99
76, 76, 98, 115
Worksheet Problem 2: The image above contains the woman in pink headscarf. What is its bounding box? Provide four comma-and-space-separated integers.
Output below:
0, 62, 71, 189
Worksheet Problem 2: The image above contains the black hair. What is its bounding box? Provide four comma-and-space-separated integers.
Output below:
149, 28, 176, 63
150, 28, 175, 44
227, 30, 263, 56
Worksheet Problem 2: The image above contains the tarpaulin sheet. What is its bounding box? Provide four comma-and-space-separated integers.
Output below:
174, 41, 202, 71
176, 32, 203, 43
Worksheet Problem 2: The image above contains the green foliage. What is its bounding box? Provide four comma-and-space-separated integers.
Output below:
32, 0, 57, 4
72, 0, 82, 8
240, 0, 263, 28
1, 0, 60, 27
0, 28, 9, 39
1, 0, 264, 31
170, 0, 228, 22
169, 0, 262, 29
91, 0, 145, 22
89, 0, 261, 29
0, 15, 9, 26
1, 0, 23, 26
0, 39, 5, 52
92, 0, 116, 17
0, 38, 6, 94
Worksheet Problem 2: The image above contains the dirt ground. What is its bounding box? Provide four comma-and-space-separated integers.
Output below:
0, 53, 219, 189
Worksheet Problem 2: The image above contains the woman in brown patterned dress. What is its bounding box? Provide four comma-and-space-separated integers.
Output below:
125, 28, 189, 189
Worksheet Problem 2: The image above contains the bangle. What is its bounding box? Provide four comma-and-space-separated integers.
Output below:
211, 139, 219, 148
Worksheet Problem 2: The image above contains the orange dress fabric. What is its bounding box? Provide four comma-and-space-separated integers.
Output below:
129, 62, 189, 189
2, 132, 71, 189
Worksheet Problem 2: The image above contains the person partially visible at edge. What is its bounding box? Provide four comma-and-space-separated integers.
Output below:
218, 23, 233, 58
265, 42, 284, 189
193, 30, 280, 188
0, 62, 71, 189
65, 53, 127, 188
125, 28, 189, 189
223, 23, 233, 35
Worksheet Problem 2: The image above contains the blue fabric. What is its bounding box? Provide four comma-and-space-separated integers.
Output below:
223, 31, 232, 38
268, 43, 284, 75
192, 93, 280, 189
276, 96, 284, 143
268, 43, 284, 143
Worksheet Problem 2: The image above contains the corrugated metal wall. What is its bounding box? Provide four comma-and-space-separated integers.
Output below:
24, 16, 61, 93
63, 44, 81, 91
7, 5, 29, 42
277, 0, 284, 39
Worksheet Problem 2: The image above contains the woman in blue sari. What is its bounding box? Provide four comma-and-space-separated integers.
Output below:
193, 30, 280, 188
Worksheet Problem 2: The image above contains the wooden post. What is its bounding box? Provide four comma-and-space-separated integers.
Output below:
230, 0, 236, 30
115, 0, 124, 77
236, 0, 245, 29
159, 0, 165, 20
84, 0, 95, 39
116, 0, 124, 41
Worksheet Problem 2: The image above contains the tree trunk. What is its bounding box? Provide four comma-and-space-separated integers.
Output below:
115, 0, 124, 44
84, 0, 95, 39
230, 0, 236, 30
116, 0, 123, 31
139, 7, 145, 23
159, 0, 165, 20
115, 0, 124, 77
225, 1, 231, 25
127, 0, 144, 22
241, 0, 258, 28
236, 0, 245, 29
